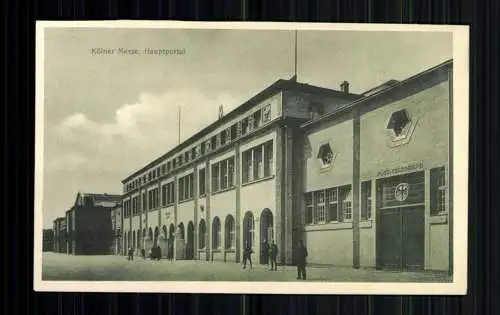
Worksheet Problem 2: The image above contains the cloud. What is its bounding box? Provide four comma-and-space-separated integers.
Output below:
46, 152, 88, 172
47, 89, 241, 175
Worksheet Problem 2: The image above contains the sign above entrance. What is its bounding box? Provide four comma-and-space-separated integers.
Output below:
394, 183, 410, 202
377, 161, 424, 178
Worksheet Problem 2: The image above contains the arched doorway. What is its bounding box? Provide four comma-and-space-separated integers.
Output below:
260, 209, 274, 264
198, 220, 206, 250
242, 212, 255, 250
225, 215, 235, 250
178, 222, 185, 260
186, 221, 195, 260
168, 223, 175, 260
212, 217, 221, 251
160, 225, 168, 258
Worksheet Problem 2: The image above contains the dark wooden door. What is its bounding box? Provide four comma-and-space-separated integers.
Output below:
377, 208, 402, 270
402, 207, 425, 271
377, 206, 425, 271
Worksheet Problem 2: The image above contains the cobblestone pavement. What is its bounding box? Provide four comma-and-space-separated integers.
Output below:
42, 253, 451, 282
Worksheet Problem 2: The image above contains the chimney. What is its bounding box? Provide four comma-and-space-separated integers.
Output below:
340, 81, 350, 94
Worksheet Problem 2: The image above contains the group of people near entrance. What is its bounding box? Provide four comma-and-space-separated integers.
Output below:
126, 241, 174, 261
242, 240, 309, 280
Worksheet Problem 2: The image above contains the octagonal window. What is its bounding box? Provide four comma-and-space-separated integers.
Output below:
387, 109, 411, 137
317, 143, 335, 167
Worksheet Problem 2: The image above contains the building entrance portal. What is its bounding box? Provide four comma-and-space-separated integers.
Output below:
376, 171, 425, 271
259, 209, 274, 264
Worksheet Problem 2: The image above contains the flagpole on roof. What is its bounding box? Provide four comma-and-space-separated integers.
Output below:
294, 29, 298, 80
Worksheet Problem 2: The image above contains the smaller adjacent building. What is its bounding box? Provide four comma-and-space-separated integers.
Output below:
110, 205, 122, 255
52, 217, 66, 253
42, 229, 54, 252
63, 192, 121, 255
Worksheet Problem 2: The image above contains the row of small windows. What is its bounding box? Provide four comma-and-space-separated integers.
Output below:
304, 166, 447, 224
124, 104, 272, 193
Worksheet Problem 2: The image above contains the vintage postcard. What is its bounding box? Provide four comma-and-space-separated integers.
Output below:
34, 21, 469, 294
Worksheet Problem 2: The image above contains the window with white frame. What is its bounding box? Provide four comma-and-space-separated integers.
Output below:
305, 193, 313, 224
211, 157, 235, 193
361, 181, 372, 220
342, 187, 353, 220
225, 215, 235, 249
430, 166, 447, 215
327, 188, 339, 222
314, 190, 326, 223
264, 141, 273, 177
305, 185, 352, 224
242, 140, 274, 184
199, 168, 206, 196
178, 174, 194, 202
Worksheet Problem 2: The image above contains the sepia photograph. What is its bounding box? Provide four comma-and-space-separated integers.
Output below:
34, 21, 469, 294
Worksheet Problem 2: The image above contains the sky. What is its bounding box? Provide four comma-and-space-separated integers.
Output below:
41, 27, 452, 228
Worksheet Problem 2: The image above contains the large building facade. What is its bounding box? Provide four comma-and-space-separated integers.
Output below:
121, 60, 453, 272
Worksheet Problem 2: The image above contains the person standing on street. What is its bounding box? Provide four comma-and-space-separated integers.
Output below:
127, 247, 134, 261
269, 240, 278, 271
296, 240, 308, 280
242, 245, 253, 269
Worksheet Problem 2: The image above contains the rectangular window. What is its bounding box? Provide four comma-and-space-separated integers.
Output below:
230, 124, 237, 140
241, 118, 248, 135
191, 147, 196, 160
211, 136, 217, 151
315, 191, 326, 223
253, 110, 262, 129
221, 130, 227, 146
162, 185, 167, 207
264, 141, 273, 177
166, 182, 175, 205
361, 181, 372, 220
181, 178, 184, 201
327, 188, 339, 222
242, 150, 252, 183
431, 166, 447, 215
212, 164, 220, 192
221, 160, 228, 189
228, 158, 235, 187
253, 146, 263, 180
342, 186, 352, 221
199, 169, 206, 196
305, 193, 313, 224
201, 142, 206, 155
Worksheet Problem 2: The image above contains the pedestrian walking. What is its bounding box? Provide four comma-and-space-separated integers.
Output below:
242, 245, 253, 269
127, 247, 134, 261
269, 240, 278, 271
141, 248, 146, 259
296, 240, 308, 280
